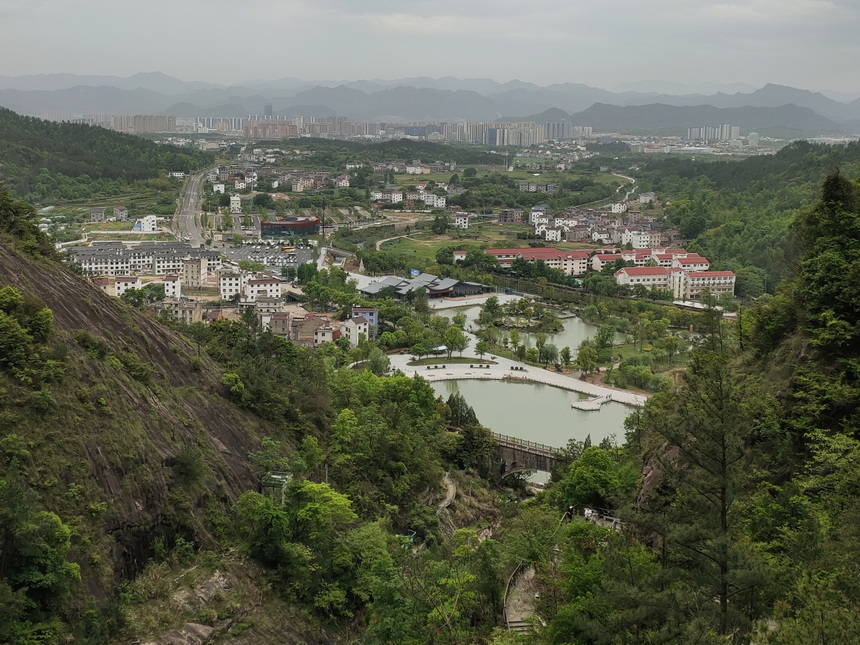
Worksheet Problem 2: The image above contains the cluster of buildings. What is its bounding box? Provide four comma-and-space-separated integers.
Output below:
38, 110, 598, 145
199, 116, 592, 145
686, 123, 741, 142
370, 184, 447, 209
90, 206, 159, 233
498, 193, 669, 246
452, 245, 735, 300
68, 241, 222, 276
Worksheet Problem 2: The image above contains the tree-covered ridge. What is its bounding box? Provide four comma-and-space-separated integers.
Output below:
635, 141, 860, 293
0, 107, 213, 200
279, 137, 504, 170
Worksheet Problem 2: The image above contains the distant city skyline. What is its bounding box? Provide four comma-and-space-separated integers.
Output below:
2, 0, 858, 96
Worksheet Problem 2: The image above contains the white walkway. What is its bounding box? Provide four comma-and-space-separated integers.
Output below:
388, 346, 647, 408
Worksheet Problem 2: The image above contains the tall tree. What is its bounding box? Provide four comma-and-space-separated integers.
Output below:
638, 349, 767, 637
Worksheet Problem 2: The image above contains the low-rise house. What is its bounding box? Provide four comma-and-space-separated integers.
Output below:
544, 227, 562, 242
114, 206, 128, 221
114, 276, 142, 297
230, 195, 242, 213
314, 325, 339, 345
163, 275, 181, 299
420, 193, 446, 208
94, 277, 114, 296
134, 215, 158, 233
452, 213, 470, 229
342, 316, 370, 347
156, 298, 203, 324
90, 207, 106, 222
269, 312, 292, 337
497, 208, 523, 224
290, 315, 326, 347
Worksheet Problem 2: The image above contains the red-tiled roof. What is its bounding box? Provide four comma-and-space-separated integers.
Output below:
616, 267, 670, 276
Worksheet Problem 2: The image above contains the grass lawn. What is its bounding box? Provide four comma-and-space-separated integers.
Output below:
84, 222, 136, 232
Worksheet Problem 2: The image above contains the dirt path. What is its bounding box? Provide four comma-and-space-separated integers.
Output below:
436, 472, 456, 514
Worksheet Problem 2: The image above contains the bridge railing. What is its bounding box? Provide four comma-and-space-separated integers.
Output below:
492, 432, 558, 457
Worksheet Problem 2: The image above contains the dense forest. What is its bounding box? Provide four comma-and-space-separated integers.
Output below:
0, 107, 213, 201
634, 140, 860, 295
3, 152, 860, 643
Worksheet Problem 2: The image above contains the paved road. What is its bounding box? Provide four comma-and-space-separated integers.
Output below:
176, 169, 213, 248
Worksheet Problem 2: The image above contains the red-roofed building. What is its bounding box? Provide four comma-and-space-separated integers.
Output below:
591, 253, 625, 272
614, 266, 671, 290
673, 255, 710, 271
679, 271, 736, 299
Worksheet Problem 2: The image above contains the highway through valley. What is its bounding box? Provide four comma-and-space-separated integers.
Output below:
176, 169, 212, 248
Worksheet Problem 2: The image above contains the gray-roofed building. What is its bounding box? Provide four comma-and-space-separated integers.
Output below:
359, 273, 491, 301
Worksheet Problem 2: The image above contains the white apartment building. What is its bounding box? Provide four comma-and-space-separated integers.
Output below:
219, 272, 246, 300
244, 277, 282, 301
420, 193, 446, 208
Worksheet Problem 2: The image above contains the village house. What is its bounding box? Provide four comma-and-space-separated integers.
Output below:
182, 258, 208, 289
114, 276, 143, 298
163, 275, 181, 299
342, 316, 370, 347
230, 195, 242, 214
452, 213, 470, 229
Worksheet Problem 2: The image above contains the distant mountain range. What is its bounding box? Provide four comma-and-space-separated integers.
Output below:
1, 73, 859, 135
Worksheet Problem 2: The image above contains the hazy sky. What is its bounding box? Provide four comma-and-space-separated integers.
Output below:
2, 0, 858, 93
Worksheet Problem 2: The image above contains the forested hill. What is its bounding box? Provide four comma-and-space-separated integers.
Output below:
635, 140, 860, 295
0, 107, 212, 200
282, 137, 503, 169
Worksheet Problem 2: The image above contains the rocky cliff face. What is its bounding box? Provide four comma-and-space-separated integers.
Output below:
0, 242, 269, 591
